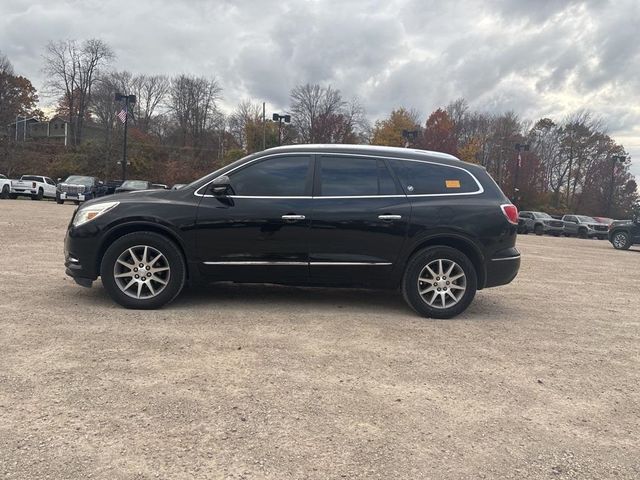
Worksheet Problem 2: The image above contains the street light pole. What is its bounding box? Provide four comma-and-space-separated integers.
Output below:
115, 93, 136, 182
272, 113, 291, 146
402, 129, 418, 148
514, 143, 529, 202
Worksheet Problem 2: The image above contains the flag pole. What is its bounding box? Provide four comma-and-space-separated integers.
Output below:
122, 95, 129, 182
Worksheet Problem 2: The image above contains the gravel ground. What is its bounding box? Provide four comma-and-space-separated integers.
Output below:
0, 199, 639, 479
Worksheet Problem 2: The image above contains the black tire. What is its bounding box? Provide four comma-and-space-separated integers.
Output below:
31, 188, 43, 201
578, 228, 588, 239
611, 231, 631, 250
9, 193, 17, 199
0, 184, 9, 199
534, 224, 544, 236
100, 231, 186, 309
401, 246, 478, 319
55, 193, 64, 204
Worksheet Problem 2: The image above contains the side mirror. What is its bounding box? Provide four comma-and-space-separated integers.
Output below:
210, 175, 231, 196
98, 181, 104, 186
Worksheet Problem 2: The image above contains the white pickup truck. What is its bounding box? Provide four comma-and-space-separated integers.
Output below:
10, 175, 57, 200
0, 174, 13, 199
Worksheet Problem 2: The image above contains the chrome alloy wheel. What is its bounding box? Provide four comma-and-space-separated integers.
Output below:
113, 245, 171, 299
613, 233, 628, 249
417, 259, 467, 309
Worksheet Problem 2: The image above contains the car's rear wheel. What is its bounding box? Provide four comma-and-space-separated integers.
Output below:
611, 231, 631, 250
534, 224, 543, 235
0, 184, 9, 199
31, 188, 43, 201
578, 228, 588, 239
402, 246, 477, 319
100, 232, 186, 309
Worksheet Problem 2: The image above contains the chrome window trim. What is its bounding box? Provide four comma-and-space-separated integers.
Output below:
194, 152, 484, 198
203, 261, 392, 266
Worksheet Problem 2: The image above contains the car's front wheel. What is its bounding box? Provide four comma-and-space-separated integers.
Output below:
611, 231, 631, 250
534, 224, 544, 235
402, 246, 477, 319
100, 232, 186, 309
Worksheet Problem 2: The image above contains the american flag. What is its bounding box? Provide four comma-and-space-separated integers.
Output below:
117, 108, 127, 124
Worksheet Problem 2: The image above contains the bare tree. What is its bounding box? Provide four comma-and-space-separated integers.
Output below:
290, 83, 367, 144
168, 74, 223, 147
43, 39, 114, 145
0, 51, 13, 75
130, 74, 170, 133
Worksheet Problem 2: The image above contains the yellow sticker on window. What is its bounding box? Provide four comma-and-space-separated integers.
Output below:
446, 180, 461, 188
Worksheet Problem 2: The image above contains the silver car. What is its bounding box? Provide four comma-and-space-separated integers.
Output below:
518, 211, 565, 236
562, 215, 609, 239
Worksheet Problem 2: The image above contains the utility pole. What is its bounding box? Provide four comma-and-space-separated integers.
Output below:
115, 93, 136, 182
402, 129, 418, 148
262, 102, 266, 150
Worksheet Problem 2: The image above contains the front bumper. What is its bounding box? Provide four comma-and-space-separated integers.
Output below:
60, 191, 87, 201
587, 229, 608, 238
64, 223, 102, 285
485, 248, 521, 288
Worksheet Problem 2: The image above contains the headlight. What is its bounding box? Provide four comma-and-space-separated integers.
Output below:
72, 201, 119, 227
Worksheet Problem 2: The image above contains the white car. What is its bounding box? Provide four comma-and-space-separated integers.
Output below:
0, 174, 13, 199
10, 175, 57, 200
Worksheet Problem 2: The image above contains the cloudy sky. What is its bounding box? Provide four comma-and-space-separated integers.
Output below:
1, 0, 639, 176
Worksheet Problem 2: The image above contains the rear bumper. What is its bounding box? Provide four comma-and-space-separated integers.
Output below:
484, 249, 520, 288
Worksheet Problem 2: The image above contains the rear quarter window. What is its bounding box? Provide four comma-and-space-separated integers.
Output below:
388, 160, 480, 195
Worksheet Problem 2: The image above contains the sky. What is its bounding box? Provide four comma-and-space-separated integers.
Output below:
1, 0, 639, 177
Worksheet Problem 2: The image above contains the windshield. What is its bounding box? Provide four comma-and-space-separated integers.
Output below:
64, 175, 94, 186
576, 215, 596, 223
533, 212, 552, 219
121, 180, 149, 189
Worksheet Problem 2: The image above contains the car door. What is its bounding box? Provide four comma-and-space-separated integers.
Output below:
196, 154, 313, 283
308, 155, 411, 285
564, 216, 577, 234
44, 177, 56, 197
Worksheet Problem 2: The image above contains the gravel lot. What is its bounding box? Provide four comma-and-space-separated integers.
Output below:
0, 199, 638, 479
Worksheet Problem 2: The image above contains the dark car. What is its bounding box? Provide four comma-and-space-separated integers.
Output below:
64, 145, 521, 319
56, 175, 106, 204
608, 217, 640, 250
104, 180, 123, 195
115, 180, 153, 193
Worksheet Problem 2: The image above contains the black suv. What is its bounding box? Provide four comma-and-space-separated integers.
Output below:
56, 175, 106, 204
64, 145, 520, 318
608, 217, 640, 250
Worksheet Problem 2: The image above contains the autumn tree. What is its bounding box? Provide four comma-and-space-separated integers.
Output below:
420, 108, 458, 156
0, 52, 43, 129
370, 108, 420, 147
43, 39, 114, 145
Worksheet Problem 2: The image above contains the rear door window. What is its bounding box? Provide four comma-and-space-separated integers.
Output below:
318, 157, 399, 196
388, 160, 480, 195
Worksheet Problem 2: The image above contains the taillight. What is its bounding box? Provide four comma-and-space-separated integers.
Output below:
32, 182, 36, 188
501, 204, 519, 225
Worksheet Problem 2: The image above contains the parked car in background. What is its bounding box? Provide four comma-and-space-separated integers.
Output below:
0, 174, 13, 199
518, 211, 564, 236
10, 175, 57, 200
608, 217, 640, 250
562, 215, 609, 239
104, 180, 123, 195
114, 180, 153, 193
64, 144, 521, 319
171, 184, 187, 190
152, 183, 169, 190
56, 175, 106, 204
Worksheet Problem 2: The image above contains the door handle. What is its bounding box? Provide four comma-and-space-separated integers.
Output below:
378, 214, 402, 221
282, 214, 306, 221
